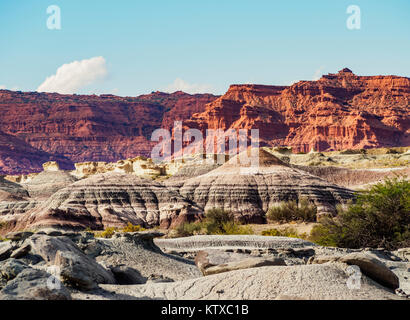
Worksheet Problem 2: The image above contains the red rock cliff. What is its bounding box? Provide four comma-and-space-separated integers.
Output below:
0, 90, 217, 174
0, 69, 408, 174
185, 69, 410, 153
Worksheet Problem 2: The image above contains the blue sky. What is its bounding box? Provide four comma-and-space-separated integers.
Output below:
0, 0, 409, 96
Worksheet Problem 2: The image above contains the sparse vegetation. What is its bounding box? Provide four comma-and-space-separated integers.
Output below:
0, 221, 10, 231
94, 227, 117, 239
174, 221, 203, 237
309, 177, 410, 250
172, 208, 253, 237
93, 223, 146, 238
121, 222, 146, 233
262, 227, 307, 239
267, 198, 317, 223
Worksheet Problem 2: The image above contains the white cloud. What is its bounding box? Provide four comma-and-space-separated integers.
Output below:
37, 56, 107, 94
313, 66, 325, 81
164, 78, 213, 94
0, 85, 5, 89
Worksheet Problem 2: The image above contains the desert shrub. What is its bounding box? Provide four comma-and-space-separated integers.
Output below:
309, 177, 410, 250
0, 221, 10, 231
203, 208, 234, 234
121, 222, 145, 233
217, 221, 254, 235
262, 227, 308, 239
172, 209, 254, 237
95, 227, 117, 238
174, 222, 203, 237
267, 198, 317, 223
340, 149, 361, 155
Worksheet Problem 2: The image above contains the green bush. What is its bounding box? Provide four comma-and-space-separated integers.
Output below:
262, 227, 308, 239
203, 208, 235, 234
267, 198, 317, 223
121, 222, 145, 233
309, 177, 410, 250
174, 222, 203, 237
172, 208, 253, 237
217, 221, 254, 235
95, 227, 117, 238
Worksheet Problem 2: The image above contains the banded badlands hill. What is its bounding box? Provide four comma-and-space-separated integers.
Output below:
0, 68, 409, 175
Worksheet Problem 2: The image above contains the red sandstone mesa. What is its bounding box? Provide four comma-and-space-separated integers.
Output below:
185, 68, 410, 153
0, 91, 217, 174
0, 68, 408, 174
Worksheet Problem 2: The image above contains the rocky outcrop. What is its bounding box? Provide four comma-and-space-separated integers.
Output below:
170, 149, 355, 221
185, 69, 410, 153
0, 176, 36, 223
308, 252, 400, 289
11, 172, 203, 231
0, 265, 72, 300
1, 231, 409, 300
72, 157, 168, 179
195, 250, 286, 276
93, 231, 201, 282
21, 170, 78, 200
77, 264, 403, 300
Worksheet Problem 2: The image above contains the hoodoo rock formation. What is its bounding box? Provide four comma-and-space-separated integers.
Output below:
168, 149, 355, 222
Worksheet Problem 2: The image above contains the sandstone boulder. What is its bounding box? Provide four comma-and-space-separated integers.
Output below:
0, 242, 14, 261
5, 231, 33, 241
93, 233, 201, 282
0, 258, 28, 282
0, 268, 71, 300
203, 257, 286, 276
195, 248, 286, 275
110, 265, 146, 285
10, 243, 31, 259
309, 252, 400, 290
27, 234, 116, 290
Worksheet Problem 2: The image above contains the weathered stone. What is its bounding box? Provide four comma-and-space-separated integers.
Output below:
0, 258, 28, 281
340, 253, 400, 290
27, 234, 116, 290
78, 264, 403, 300
146, 274, 174, 283
194, 251, 216, 274
309, 252, 400, 290
110, 265, 146, 285
5, 231, 33, 242
10, 243, 31, 259
395, 248, 410, 262
203, 257, 286, 276
0, 242, 14, 261
0, 268, 71, 300
54, 250, 115, 290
